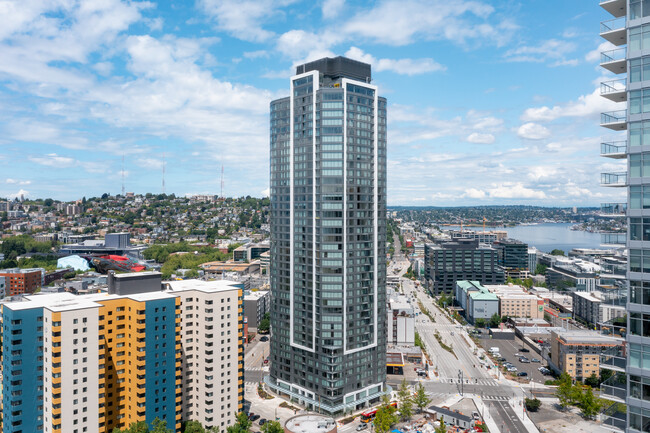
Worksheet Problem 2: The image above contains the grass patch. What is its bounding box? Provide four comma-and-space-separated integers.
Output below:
258, 384, 274, 400
415, 331, 429, 358
434, 331, 457, 359
418, 301, 435, 323
279, 401, 300, 411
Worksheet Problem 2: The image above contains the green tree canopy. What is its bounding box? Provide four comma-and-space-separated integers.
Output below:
227, 413, 252, 433
397, 379, 413, 421
489, 313, 502, 328
373, 395, 398, 433
261, 421, 283, 433
551, 249, 565, 256
413, 382, 432, 413
183, 421, 206, 433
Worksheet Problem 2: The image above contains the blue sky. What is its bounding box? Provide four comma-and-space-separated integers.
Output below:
0, 0, 625, 206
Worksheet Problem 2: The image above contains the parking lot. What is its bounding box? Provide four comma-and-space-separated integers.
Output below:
477, 334, 550, 383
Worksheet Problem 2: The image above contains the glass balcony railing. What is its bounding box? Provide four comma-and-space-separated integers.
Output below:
601, 373, 627, 402
601, 17, 626, 34
601, 79, 626, 96
601, 110, 627, 125
601, 402, 626, 433
601, 140, 627, 156
602, 232, 627, 245
601, 48, 626, 64
600, 202, 627, 215
601, 172, 627, 186
601, 347, 627, 371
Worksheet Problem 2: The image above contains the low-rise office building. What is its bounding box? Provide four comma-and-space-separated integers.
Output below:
484, 284, 544, 319
454, 281, 499, 324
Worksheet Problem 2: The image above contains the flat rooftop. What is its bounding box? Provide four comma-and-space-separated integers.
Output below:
244, 290, 269, 300
285, 414, 337, 433
554, 330, 621, 346
165, 279, 242, 294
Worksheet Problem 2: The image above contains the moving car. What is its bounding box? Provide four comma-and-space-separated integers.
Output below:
520, 348, 530, 353
357, 424, 369, 431
519, 357, 530, 363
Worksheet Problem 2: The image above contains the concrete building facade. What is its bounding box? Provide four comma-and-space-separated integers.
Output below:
454, 280, 499, 324
268, 56, 387, 414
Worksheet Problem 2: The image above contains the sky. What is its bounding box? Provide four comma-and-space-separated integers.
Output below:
0, 0, 626, 206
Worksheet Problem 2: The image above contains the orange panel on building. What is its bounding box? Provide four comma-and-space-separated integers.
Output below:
0, 270, 41, 295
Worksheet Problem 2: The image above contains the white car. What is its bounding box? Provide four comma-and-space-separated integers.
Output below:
507, 366, 518, 372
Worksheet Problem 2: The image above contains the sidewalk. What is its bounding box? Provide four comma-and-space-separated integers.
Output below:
508, 398, 541, 433
473, 397, 502, 433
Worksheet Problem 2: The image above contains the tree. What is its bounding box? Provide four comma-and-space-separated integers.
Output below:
550, 249, 565, 256
397, 379, 414, 421
261, 421, 283, 433
373, 395, 398, 433
524, 398, 541, 412
227, 413, 252, 433
556, 372, 575, 410
535, 263, 547, 275
578, 386, 603, 419
258, 312, 270, 333
584, 373, 600, 388
474, 318, 486, 328
152, 418, 173, 433
184, 421, 206, 433
413, 382, 432, 413
489, 313, 501, 328
435, 415, 447, 433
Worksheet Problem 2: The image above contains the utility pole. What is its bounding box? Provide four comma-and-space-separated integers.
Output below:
458, 369, 464, 396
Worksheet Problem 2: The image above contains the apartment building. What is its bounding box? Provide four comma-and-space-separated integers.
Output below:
1, 273, 244, 433
0, 268, 42, 296
549, 330, 622, 381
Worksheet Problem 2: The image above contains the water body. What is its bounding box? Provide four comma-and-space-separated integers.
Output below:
444, 223, 603, 253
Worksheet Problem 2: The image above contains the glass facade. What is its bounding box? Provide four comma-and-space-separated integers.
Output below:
268, 57, 387, 414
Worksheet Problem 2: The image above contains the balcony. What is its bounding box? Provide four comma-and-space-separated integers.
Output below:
600, 202, 627, 216
601, 232, 626, 246
600, 0, 627, 18
600, 17, 627, 46
601, 140, 627, 158
601, 48, 627, 74
600, 347, 627, 372
600, 79, 627, 102
601, 374, 627, 403
601, 110, 627, 130
601, 402, 626, 433
601, 172, 627, 187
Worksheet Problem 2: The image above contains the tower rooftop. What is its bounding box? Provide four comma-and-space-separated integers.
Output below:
295, 56, 371, 83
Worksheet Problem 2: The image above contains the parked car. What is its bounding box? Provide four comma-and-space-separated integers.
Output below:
357, 424, 369, 431
248, 413, 256, 420
519, 357, 530, 363
517, 372, 528, 377
250, 414, 261, 421
259, 419, 267, 426
520, 348, 530, 352
260, 336, 269, 342
507, 366, 518, 372
263, 358, 269, 365
531, 358, 541, 363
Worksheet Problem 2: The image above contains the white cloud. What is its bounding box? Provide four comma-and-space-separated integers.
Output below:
463, 188, 487, 199
136, 158, 164, 170
5, 179, 31, 185
7, 189, 29, 200
517, 122, 551, 140
322, 0, 345, 19
198, 0, 297, 42
261, 188, 270, 197
488, 183, 547, 199
345, 47, 445, 75
504, 39, 577, 65
243, 50, 269, 60
521, 88, 619, 122
28, 153, 76, 167
527, 166, 558, 181
466, 133, 495, 144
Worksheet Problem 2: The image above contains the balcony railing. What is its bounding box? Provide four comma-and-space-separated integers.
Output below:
601, 374, 627, 402
601, 140, 627, 157
601, 347, 627, 372
600, 202, 627, 216
601, 79, 627, 102
601, 110, 627, 130
602, 232, 626, 245
601, 402, 626, 433
601, 17, 626, 34
602, 48, 626, 64
601, 172, 627, 186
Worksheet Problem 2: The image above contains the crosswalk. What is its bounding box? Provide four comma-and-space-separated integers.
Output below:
245, 367, 265, 372
434, 377, 499, 387
426, 391, 510, 402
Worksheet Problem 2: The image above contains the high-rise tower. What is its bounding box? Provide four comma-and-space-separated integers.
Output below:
267, 56, 388, 414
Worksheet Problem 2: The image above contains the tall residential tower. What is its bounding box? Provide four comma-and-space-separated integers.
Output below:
267, 57, 388, 414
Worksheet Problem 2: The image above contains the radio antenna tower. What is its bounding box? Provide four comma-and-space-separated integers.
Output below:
162, 152, 166, 195
121, 154, 125, 197
220, 165, 224, 200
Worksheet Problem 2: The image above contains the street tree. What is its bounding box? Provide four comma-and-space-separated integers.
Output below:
183, 421, 206, 433
227, 413, 252, 433
413, 382, 432, 413
578, 386, 603, 419
435, 415, 447, 433
261, 421, 283, 433
397, 379, 413, 421
373, 395, 398, 433
489, 313, 501, 328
